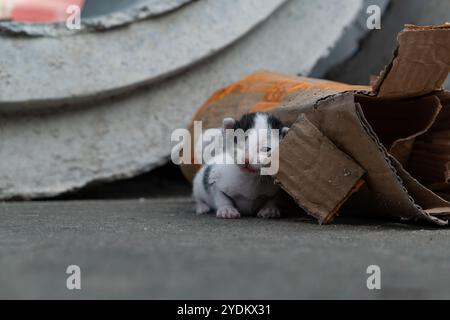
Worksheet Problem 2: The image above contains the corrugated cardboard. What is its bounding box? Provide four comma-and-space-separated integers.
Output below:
373, 24, 450, 98
181, 24, 450, 226
277, 113, 365, 224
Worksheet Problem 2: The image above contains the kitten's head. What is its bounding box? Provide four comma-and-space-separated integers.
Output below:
222, 113, 289, 174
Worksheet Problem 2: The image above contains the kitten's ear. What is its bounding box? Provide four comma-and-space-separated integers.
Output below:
281, 127, 290, 137
223, 117, 236, 130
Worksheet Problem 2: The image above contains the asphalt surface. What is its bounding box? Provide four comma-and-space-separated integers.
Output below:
1, 197, 449, 299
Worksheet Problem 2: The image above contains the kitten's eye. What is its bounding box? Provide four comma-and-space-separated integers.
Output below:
261, 147, 271, 153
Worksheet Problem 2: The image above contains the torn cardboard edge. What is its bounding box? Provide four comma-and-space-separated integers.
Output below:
353, 98, 449, 226
373, 23, 450, 99
182, 24, 450, 226
300, 92, 448, 226
275, 113, 366, 225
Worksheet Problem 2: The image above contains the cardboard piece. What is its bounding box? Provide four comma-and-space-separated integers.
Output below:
277, 113, 366, 224
182, 24, 450, 226
373, 24, 450, 98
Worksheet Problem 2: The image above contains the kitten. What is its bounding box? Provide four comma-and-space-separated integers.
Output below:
193, 113, 289, 219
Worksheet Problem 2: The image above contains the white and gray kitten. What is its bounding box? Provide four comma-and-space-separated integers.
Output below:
193, 112, 289, 219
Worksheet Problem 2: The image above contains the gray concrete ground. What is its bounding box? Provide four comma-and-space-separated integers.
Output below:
1, 198, 449, 300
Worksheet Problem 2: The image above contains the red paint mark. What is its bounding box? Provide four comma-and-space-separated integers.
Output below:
1, 0, 85, 23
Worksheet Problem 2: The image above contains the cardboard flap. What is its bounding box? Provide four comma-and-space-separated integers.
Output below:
276, 114, 365, 224
407, 93, 450, 189
390, 156, 450, 220
374, 24, 450, 98
300, 93, 447, 224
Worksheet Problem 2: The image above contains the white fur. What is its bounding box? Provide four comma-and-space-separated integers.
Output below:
193, 155, 280, 218
193, 113, 287, 219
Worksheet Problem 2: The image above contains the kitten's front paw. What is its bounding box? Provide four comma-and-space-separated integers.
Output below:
257, 207, 281, 219
196, 203, 211, 215
217, 207, 241, 219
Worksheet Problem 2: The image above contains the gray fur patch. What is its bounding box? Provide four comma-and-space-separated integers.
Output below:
202, 165, 212, 194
